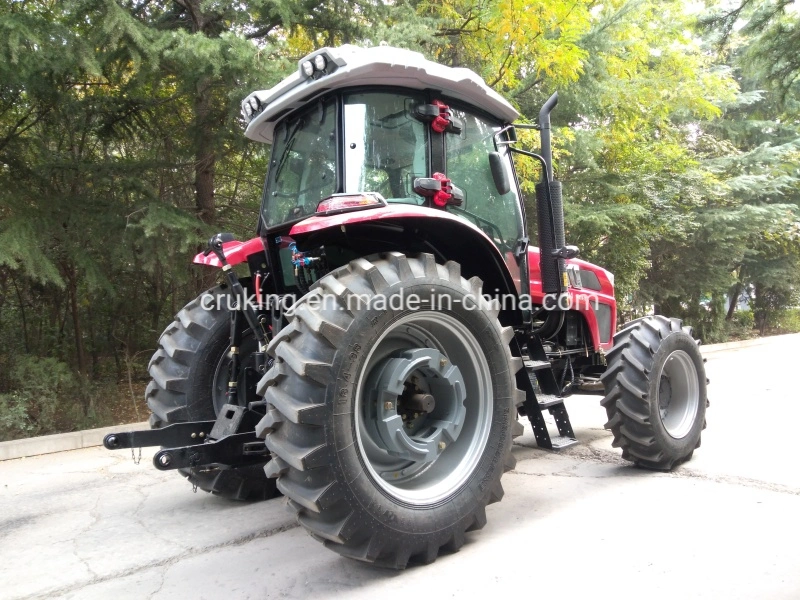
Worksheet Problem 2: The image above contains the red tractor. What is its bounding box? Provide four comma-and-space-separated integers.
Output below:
105, 45, 708, 568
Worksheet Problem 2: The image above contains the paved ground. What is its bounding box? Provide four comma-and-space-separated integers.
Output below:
2, 334, 799, 600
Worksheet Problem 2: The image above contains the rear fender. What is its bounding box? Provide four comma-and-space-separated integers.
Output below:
192, 237, 266, 268
288, 205, 522, 325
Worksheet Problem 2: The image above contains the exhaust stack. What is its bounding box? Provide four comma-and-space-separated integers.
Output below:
535, 92, 569, 298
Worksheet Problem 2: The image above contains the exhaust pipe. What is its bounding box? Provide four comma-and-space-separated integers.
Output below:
538, 92, 558, 183
535, 92, 568, 298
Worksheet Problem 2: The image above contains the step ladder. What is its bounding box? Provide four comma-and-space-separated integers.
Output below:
521, 356, 578, 450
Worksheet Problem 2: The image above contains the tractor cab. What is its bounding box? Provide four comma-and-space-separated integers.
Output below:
242, 46, 527, 292
260, 90, 523, 253
259, 89, 523, 250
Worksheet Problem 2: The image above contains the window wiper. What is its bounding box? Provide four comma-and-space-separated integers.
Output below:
273, 119, 304, 184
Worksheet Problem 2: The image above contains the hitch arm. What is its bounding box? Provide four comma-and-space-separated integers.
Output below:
103, 421, 215, 451
104, 406, 267, 471
152, 432, 267, 471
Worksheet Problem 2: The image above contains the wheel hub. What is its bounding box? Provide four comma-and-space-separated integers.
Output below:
369, 348, 466, 464
355, 311, 492, 505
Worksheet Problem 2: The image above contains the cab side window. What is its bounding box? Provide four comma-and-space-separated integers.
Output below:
447, 110, 523, 252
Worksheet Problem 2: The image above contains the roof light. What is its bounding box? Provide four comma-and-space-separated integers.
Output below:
313, 54, 327, 71
301, 60, 314, 77
316, 193, 386, 215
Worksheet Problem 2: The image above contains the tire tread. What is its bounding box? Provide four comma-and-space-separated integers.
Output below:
258, 253, 523, 568
600, 315, 707, 470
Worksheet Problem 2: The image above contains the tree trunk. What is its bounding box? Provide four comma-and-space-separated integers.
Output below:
173, 1, 220, 225
86, 300, 99, 380
11, 276, 30, 353
726, 281, 743, 321
67, 268, 86, 377
194, 81, 216, 225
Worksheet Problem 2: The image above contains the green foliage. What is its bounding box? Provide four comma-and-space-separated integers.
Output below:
0, 356, 78, 441
753, 283, 800, 333
733, 309, 756, 330
704, 310, 758, 343
772, 308, 800, 333
704, 0, 800, 97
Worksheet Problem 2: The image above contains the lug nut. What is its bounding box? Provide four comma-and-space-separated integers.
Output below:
438, 441, 446, 450
384, 402, 394, 411
191, 433, 197, 439
440, 357, 448, 369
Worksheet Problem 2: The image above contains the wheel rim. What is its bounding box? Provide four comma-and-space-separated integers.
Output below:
355, 312, 492, 506
657, 349, 699, 439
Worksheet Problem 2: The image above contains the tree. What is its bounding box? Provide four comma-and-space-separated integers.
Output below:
701, 0, 800, 331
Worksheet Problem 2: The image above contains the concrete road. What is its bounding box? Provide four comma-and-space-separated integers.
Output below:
2, 334, 799, 600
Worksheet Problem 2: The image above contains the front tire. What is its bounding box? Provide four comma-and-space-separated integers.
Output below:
257, 253, 524, 568
600, 316, 707, 470
147, 285, 279, 501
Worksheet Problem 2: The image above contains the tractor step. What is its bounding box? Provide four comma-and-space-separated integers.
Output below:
524, 359, 551, 372
536, 393, 566, 408
525, 359, 554, 397
522, 336, 579, 451
549, 435, 578, 450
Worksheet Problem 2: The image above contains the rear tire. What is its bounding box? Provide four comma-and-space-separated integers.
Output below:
147, 284, 279, 501
600, 315, 707, 470
257, 253, 524, 568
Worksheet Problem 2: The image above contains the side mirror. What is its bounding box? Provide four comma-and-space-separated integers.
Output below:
489, 152, 510, 195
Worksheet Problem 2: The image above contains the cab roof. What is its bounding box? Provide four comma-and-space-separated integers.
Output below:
242, 45, 519, 144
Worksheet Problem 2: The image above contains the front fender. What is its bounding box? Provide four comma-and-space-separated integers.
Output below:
192, 237, 266, 267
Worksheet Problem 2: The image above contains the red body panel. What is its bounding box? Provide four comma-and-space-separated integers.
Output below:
192, 237, 265, 267
528, 247, 616, 350
192, 206, 616, 351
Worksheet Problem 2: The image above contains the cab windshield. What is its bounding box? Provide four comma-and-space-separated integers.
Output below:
343, 91, 428, 203
263, 98, 337, 228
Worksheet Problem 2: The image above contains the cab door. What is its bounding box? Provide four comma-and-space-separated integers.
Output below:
443, 106, 527, 294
